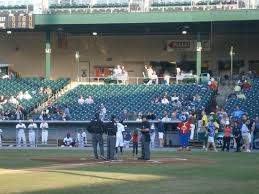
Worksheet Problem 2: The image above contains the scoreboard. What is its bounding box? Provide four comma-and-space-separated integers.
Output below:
0, 14, 34, 29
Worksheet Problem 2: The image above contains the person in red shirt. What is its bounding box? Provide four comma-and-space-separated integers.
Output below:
130, 129, 139, 156
221, 121, 232, 151
177, 113, 191, 151
242, 80, 252, 89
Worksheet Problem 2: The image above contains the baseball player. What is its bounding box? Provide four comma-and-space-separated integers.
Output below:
81, 130, 87, 146
150, 122, 156, 148
116, 120, 125, 154
40, 120, 49, 144
28, 119, 37, 147
16, 120, 26, 147
0, 129, 3, 147
62, 133, 74, 147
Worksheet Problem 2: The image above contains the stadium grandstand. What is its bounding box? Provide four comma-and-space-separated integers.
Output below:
0, 0, 258, 149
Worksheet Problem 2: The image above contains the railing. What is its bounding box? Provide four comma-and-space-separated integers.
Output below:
74, 74, 207, 85
1, 0, 259, 14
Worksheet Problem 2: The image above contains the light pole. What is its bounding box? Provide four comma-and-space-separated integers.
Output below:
229, 45, 235, 80
75, 51, 80, 81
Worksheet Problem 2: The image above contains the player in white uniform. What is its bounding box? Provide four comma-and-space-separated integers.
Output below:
81, 130, 87, 147
116, 121, 125, 154
16, 121, 26, 147
150, 122, 156, 148
28, 119, 37, 147
62, 133, 74, 147
0, 129, 3, 147
40, 120, 49, 144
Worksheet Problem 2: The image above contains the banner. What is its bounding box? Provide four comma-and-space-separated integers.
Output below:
167, 40, 211, 52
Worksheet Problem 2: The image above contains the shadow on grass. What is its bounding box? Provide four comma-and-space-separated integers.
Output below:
45, 170, 137, 183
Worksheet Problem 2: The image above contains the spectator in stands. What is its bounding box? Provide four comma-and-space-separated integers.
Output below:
121, 109, 129, 121
231, 106, 245, 120
78, 95, 85, 105
23, 91, 32, 100
17, 91, 24, 100
62, 133, 75, 147
234, 83, 241, 93
227, 91, 237, 99
193, 94, 201, 102
161, 96, 169, 104
15, 107, 23, 120
151, 71, 158, 84
171, 93, 179, 102
217, 107, 228, 122
136, 113, 142, 121
164, 91, 170, 100
40, 109, 50, 121
242, 80, 252, 89
0, 109, 4, 120
8, 96, 19, 105
4, 109, 11, 120
85, 96, 94, 104
45, 87, 52, 96
233, 121, 242, 152
47, 103, 57, 115
208, 77, 218, 91
0, 96, 7, 105
162, 113, 171, 122
63, 105, 71, 121
39, 87, 44, 94
247, 71, 255, 80
236, 92, 246, 100
171, 111, 177, 120
172, 99, 182, 107
99, 104, 106, 121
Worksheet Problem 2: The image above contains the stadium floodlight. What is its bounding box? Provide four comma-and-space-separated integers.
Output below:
6, 31, 12, 34
182, 30, 187, 35
92, 32, 98, 36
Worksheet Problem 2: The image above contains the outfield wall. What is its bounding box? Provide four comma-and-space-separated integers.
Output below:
1, 32, 258, 79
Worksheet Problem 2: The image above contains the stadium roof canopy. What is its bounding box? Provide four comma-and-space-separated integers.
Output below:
32, 10, 259, 35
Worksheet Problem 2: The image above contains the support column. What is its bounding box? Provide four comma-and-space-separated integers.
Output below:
196, 32, 202, 83
45, 31, 51, 79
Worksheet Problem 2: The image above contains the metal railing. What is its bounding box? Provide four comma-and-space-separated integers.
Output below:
1, 0, 259, 14
75, 75, 203, 85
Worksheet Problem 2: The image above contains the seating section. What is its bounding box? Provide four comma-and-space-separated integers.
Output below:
224, 79, 259, 120
53, 84, 215, 120
0, 78, 69, 114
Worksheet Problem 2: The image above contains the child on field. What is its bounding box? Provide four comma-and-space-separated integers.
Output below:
130, 129, 139, 156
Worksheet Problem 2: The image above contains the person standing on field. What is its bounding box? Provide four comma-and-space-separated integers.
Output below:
88, 113, 105, 160
16, 120, 26, 147
28, 119, 37, 147
40, 120, 49, 145
138, 115, 151, 160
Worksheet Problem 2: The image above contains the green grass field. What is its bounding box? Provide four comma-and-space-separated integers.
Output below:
0, 149, 259, 194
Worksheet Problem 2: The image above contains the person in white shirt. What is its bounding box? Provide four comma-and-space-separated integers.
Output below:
62, 133, 74, 147
99, 103, 106, 121
85, 96, 94, 104
162, 114, 171, 122
17, 91, 24, 101
171, 93, 179, 102
78, 95, 85, 105
151, 71, 159, 84
116, 121, 125, 154
81, 130, 87, 146
241, 120, 251, 152
23, 91, 32, 100
161, 96, 169, 104
28, 119, 37, 147
8, 96, 19, 105
150, 122, 156, 148
16, 121, 26, 147
40, 120, 49, 145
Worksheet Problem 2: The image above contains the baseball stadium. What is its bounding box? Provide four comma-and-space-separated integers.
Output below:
0, 0, 259, 193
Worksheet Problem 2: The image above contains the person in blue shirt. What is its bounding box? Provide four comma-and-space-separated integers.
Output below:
231, 106, 245, 120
